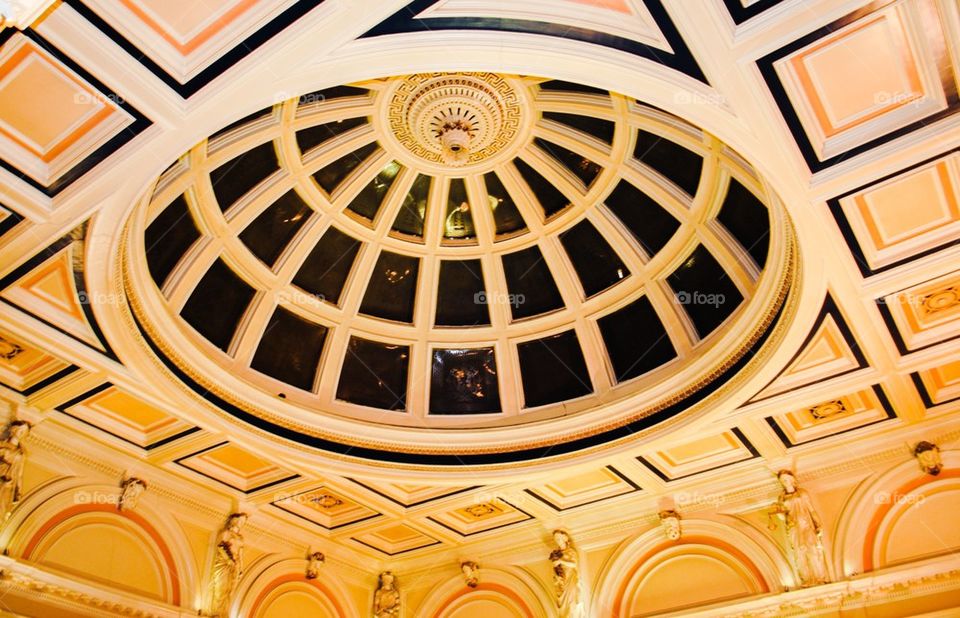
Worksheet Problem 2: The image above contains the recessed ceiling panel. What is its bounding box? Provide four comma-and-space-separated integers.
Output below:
348, 161, 403, 221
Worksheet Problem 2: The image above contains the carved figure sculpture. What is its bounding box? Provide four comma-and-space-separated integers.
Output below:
373, 570, 400, 618
118, 477, 147, 512
209, 513, 247, 616
769, 471, 829, 587
550, 530, 585, 618
914, 441, 943, 475
460, 560, 479, 588
659, 509, 681, 541
306, 551, 325, 579
0, 421, 30, 521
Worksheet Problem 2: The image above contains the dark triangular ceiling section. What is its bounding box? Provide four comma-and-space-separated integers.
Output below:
363, 0, 708, 85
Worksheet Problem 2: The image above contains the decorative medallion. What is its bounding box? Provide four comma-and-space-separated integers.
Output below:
0, 337, 23, 361
462, 502, 502, 518
311, 493, 344, 509
921, 287, 960, 315
809, 399, 846, 420
385, 73, 524, 169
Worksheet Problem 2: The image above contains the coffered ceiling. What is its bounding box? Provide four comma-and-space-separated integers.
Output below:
0, 0, 958, 614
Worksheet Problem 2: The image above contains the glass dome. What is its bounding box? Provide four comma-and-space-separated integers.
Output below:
125, 73, 795, 466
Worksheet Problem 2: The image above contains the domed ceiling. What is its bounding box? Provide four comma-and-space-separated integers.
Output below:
124, 73, 796, 469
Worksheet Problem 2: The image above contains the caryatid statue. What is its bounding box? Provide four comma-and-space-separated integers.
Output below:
0, 420, 30, 521
209, 512, 247, 616
550, 530, 585, 618
769, 470, 830, 587
373, 570, 400, 618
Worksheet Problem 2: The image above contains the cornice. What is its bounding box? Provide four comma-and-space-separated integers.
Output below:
0, 555, 186, 617
704, 554, 960, 618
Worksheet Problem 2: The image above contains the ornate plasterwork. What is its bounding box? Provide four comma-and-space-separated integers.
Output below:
809, 399, 845, 420
1, 0, 959, 613
0, 556, 172, 618
0, 0, 56, 30
718, 562, 960, 618
385, 72, 524, 170
921, 285, 960, 315
0, 336, 23, 360
115, 73, 800, 475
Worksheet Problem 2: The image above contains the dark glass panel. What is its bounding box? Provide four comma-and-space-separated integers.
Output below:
559, 219, 629, 297
238, 189, 311, 266
336, 336, 408, 410
251, 307, 327, 391
667, 244, 744, 339
298, 85, 368, 105
312, 141, 378, 194
210, 106, 273, 141
145, 194, 201, 287
501, 246, 564, 319
292, 226, 361, 306
483, 172, 526, 236
633, 129, 703, 197
347, 161, 402, 221
210, 141, 279, 211
513, 158, 569, 218
598, 296, 676, 382
435, 260, 489, 326
534, 138, 602, 187
392, 174, 431, 237
296, 117, 367, 154
429, 348, 500, 414
517, 330, 592, 407
542, 111, 614, 145
538, 80, 608, 96
716, 179, 770, 268
604, 179, 680, 256
180, 259, 255, 351
359, 251, 419, 323
442, 178, 476, 240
